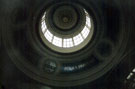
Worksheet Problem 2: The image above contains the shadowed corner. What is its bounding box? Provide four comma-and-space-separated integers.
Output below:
0, 35, 2, 89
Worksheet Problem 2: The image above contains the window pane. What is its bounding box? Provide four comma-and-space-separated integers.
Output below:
52, 36, 62, 47
81, 26, 90, 39
45, 30, 53, 42
41, 21, 47, 33
86, 16, 91, 27
73, 34, 84, 46
63, 38, 74, 48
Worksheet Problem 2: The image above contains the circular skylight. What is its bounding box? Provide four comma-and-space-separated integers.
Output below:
39, 9, 94, 53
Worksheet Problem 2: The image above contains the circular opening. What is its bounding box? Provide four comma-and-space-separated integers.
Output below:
39, 4, 94, 53
53, 5, 78, 30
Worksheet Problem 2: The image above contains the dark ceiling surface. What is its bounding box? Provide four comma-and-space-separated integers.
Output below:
0, 0, 135, 89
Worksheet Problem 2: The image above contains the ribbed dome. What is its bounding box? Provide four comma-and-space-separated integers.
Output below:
39, 3, 94, 53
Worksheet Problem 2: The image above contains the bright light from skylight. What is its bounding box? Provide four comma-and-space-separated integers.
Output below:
41, 21, 47, 33
41, 9, 92, 48
44, 30, 53, 42
81, 26, 90, 39
73, 34, 84, 46
52, 36, 62, 47
63, 38, 74, 48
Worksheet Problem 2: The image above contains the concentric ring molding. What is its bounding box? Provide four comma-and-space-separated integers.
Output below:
39, 7, 94, 53
2, 0, 131, 87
